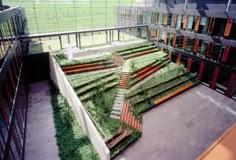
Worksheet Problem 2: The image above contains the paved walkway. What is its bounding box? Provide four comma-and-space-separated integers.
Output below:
25, 81, 60, 160
114, 84, 236, 160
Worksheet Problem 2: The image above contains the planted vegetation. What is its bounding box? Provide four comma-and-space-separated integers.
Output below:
50, 84, 99, 160
53, 51, 111, 67
53, 41, 199, 159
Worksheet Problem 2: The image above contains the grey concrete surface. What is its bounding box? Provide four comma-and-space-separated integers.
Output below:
25, 81, 60, 160
114, 84, 236, 160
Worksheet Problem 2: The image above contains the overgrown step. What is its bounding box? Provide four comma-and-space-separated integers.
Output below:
110, 88, 127, 119
122, 48, 158, 59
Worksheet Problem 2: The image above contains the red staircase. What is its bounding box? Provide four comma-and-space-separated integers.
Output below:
120, 100, 142, 131
119, 72, 129, 89
106, 129, 133, 149
111, 54, 125, 65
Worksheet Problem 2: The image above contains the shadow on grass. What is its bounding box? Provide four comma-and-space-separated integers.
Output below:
50, 83, 99, 160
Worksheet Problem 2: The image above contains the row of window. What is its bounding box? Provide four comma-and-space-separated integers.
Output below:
0, 44, 27, 160
147, 12, 235, 40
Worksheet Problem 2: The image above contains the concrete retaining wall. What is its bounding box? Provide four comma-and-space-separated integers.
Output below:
49, 54, 110, 160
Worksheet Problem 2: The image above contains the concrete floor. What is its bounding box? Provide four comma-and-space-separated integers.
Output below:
25, 81, 60, 160
114, 84, 236, 160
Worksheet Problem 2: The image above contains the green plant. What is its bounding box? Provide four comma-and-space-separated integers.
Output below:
50, 83, 99, 160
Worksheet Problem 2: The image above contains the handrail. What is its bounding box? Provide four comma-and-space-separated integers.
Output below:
18, 25, 148, 39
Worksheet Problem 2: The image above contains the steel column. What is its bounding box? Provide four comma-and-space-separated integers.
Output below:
225, 73, 236, 97
187, 57, 192, 71
221, 46, 230, 62
176, 53, 181, 65
198, 61, 205, 80
210, 67, 219, 89
193, 38, 199, 53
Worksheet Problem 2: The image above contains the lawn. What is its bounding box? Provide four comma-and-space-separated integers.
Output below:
3, 0, 136, 33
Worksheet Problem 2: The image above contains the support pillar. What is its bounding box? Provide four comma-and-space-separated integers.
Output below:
187, 57, 192, 71
208, 17, 215, 33
168, 51, 172, 60
182, 35, 187, 49
149, 28, 152, 40
183, 15, 188, 29
225, 73, 236, 97
198, 61, 204, 80
194, 16, 200, 31
221, 46, 230, 62
172, 33, 176, 47
176, 53, 181, 65
210, 67, 219, 89
156, 29, 160, 40
172, 14, 177, 28
193, 38, 199, 53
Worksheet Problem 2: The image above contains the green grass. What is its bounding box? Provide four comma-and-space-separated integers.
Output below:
127, 62, 186, 97
4, 0, 136, 33
69, 70, 120, 88
53, 52, 110, 66
83, 88, 121, 140
132, 77, 199, 114
50, 84, 99, 160
130, 73, 196, 105
114, 41, 154, 53
122, 51, 167, 73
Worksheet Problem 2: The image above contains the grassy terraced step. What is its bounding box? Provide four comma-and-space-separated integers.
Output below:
71, 72, 117, 89
127, 72, 186, 98
153, 82, 194, 105
131, 55, 168, 75
64, 64, 117, 74
114, 42, 154, 53
55, 53, 110, 67
122, 48, 159, 59
130, 73, 197, 105
115, 45, 156, 56
79, 82, 119, 101
62, 61, 113, 71
76, 75, 119, 95
134, 79, 200, 114
128, 60, 170, 87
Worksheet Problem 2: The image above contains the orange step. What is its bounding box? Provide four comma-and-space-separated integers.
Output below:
107, 130, 129, 149
64, 65, 105, 74
137, 64, 161, 79
135, 66, 152, 76
154, 82, 193, 105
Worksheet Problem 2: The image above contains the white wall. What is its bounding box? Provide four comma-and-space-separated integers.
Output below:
49, 54, 110, 160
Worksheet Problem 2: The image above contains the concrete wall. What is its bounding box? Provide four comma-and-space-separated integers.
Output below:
49, 54, 110, 160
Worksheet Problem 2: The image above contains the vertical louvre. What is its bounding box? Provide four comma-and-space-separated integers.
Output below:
224, 18, 232, 36
193, 38, 199, 53
194, 16, 200, 31
210, 67, 219, 89
221, 46, 230, 62
182, 35, 187, 49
